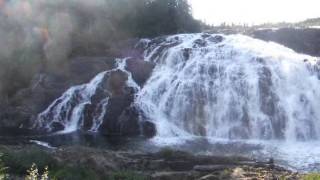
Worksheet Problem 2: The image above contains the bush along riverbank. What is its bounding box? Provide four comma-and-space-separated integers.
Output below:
0, 145, 308, 180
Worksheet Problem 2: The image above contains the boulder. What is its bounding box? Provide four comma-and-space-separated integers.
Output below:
126, 58, 155, 86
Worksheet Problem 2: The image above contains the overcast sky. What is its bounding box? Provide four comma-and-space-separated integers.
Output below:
188, 0, 320, 25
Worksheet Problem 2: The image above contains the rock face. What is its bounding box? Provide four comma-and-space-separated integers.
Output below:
0, 51, 156, 137
32, 58, 156, 137
125, 58, 155, 87
253, 28, 320, 56
0, 57, 117, 131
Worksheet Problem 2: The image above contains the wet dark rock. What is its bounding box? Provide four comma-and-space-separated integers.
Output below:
254, 57, 265, 64
98, 93, 134, 136
207, 35, 224, 43
106, 70, 129, 96
146, 36, 181, 63
82, 104, 95, 130
95, 70, 156, 137
183, 48, 193, 60
116, 107, 141, 136
125, 58, 155, 86
141, 121, 157, 138
50, 122, 65, 132
193, 39, 207, 48
201, 33, 211, 38
258, 66, 286, 139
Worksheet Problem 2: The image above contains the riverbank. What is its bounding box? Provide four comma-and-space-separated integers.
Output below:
0, 144, 303, 180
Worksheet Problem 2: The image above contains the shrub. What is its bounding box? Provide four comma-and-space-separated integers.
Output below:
303, 173, 320, 180
0, 154, 7, 180
1, 148, 57, 175
50, 166, 99, 180
25, 163, 49, 180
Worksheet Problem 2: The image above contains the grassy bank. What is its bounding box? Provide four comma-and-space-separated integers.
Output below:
0, 146, 146, 180
0, 145, 308, 180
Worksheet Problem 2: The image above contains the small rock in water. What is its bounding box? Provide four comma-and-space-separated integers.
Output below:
142, 121, 157, 138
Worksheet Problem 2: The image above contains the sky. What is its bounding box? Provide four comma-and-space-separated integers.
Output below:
188, 0, 320, 25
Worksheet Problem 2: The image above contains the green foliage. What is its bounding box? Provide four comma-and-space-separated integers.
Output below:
0, 148, 151, 180
303, 173, 320, 180
0, 154, 7, 180
25, 163, 49, 180
50, 166, 99, 180
1, 148, 57, 175
132, 0, 201, 37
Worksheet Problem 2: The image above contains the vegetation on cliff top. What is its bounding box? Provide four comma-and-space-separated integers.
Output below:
0, 0, 202, 101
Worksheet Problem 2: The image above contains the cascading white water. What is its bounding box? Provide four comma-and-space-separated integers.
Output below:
36, 70, 109, 133
33, 33, 320, 171
136, 33, 320, 141
35, 58, 139, 133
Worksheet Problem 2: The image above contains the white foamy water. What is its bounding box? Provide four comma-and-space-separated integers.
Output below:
35, 33, 320, 171
137, 33, 320, 140
36, 70, 109, 133
136, 33, 320, 171
35, 58, 138, 134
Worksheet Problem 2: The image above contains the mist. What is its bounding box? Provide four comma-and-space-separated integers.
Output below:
0, 0, 135, 97
0, 0, 200, 98
0, 0, 118, 63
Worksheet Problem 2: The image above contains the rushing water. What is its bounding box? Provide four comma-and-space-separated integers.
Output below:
33, 33, 320, 172
35, 58, 139, 133
137, 33, 320, 140
136, 33, 320, 172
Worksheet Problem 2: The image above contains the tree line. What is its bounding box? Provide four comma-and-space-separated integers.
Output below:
0, 0, 202, 100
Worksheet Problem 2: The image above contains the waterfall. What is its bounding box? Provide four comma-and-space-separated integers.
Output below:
32, 33, 320, 171
136, 33, 320, 141
35, 58, 139, 134
35, 33, 320, 141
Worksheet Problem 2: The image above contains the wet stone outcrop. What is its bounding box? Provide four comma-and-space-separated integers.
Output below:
0, 55, 156, 137
33, 58, 156, 137
125, 58, 155, 87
